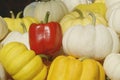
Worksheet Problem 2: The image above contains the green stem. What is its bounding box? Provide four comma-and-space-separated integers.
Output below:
20, 23, 27, 33
73, 9, 84, 19
88, 12, 96, 26
10, 11, 15, 19
44, 11, 50, 24
16, 11, 22, 18
79, 57, 89, 62
106, 76, 111, 80
73, 9, 96, 26
39, 54, 49, 60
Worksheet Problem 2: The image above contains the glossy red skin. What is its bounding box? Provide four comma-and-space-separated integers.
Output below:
29, 22, 62, 55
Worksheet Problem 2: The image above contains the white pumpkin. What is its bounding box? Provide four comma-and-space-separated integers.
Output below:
61, 0, 93, 11
23, 1, 38, 17
62, 24, 120, 60
103, 53, 120, 80
23, 0, 68, 22
106, 2, 120, 35
105, 0, 120, 8
0, 63, 7, 80
0, 16, 8, 40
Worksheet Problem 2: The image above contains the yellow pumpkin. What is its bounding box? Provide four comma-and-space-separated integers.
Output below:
4, 11, 39, 33
47, 55, 105, 80
0, 42, 47, 80
60, 10, 107, 34
74, 3, 107, 18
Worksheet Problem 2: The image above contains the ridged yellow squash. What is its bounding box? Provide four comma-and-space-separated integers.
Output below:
4, 11, 39, 33
0, 42, 47, 80
60, 10, 107, 34
74, 3, 107, 18
47, 55, 105, 80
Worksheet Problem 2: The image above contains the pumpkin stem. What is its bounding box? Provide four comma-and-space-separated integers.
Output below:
39, 54, 49, 60
73, 9, 84, 19
87, 0, 93, 4
20, 23, 27, 33
10, 11, 15, 19
79, 57, 89, 61
16, 11, 23, 18
106, 76, 111, 80
44, 11, 50, 24
88, 12, 96, 26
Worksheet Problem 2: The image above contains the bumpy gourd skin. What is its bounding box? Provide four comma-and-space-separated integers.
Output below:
47, 56, 105, 80
0, 42, 47, 80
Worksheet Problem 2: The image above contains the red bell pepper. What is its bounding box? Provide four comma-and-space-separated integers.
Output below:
29, 11, 62, 55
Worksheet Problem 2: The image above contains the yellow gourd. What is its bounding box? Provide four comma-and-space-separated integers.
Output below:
74, 3, 107, 18
4, 11, 39, 33
0, 42, 47, 80
60, 10, 107, 34
47, 55, 105, 80
94, 0, 105, 3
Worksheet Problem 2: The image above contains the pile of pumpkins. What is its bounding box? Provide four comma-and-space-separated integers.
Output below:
0, 0, 120, 80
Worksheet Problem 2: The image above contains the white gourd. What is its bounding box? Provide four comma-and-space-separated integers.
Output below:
0, 63, 7, 80
23, 0, 68, 22
105, 0, 120, 8
62, 24, 120, 60
103, 53, 120, 80
0, 16, 8, 40
106, 2, 120, 35
23, 2, 38, 17
1, 31, 30, 49
34, 0, 68, 22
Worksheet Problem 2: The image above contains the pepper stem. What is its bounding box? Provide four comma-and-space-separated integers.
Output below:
20, 23, 27, 33
44, 11, 50, 24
